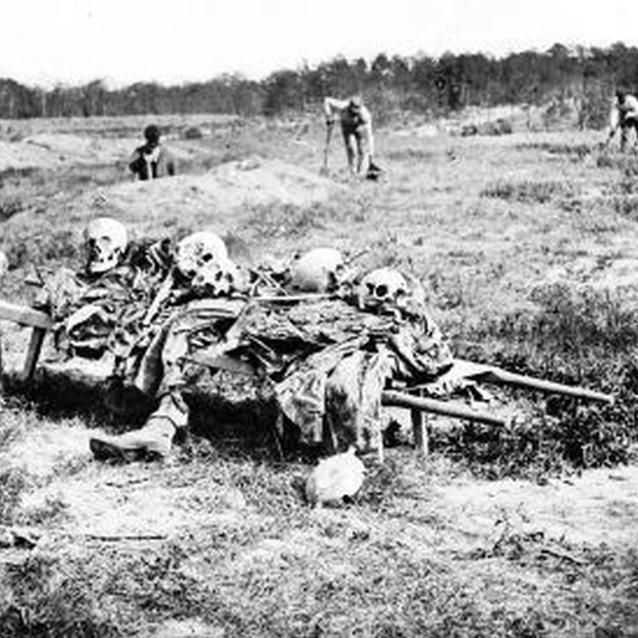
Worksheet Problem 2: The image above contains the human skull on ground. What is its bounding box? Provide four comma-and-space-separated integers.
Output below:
357, 267, 409, 311
191, 256, 245, 297
290, 247, 347, 293
175, 231, 228, 281
84, 217, 128, 275
305, 447, 365, 508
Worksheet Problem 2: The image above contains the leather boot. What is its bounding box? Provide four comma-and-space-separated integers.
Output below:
89, 417, 176, 461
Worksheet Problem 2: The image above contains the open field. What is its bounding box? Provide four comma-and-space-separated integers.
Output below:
1, 117, 638, 637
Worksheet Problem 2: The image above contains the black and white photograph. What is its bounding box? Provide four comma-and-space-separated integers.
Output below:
0, 1, 637, 636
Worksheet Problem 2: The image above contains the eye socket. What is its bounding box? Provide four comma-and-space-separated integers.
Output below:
376, 284, 388, 297
366, 283, 375, 294
201, 254, 213, 263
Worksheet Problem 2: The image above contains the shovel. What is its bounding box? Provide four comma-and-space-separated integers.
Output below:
320, 122, 334, 176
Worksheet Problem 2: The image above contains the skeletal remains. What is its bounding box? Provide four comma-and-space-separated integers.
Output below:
358, 267, 409, 309
305, 446, 365, 508
175, 231, 229, 279
289, 247, 350, 293
0, 218, 615, 508
84, 217, 128, 274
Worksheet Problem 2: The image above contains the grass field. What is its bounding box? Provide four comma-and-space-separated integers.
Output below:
0, 117, 638, 637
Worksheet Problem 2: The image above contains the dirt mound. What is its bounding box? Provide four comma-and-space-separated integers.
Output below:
71, 156, 347, 236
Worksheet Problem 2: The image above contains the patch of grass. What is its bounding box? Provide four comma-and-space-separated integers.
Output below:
1, 506, 635, 637
242, 201, 344, 240
1, 225, 80, 270
0, 553, 123, 637
441, 284, 638, 478
516, 141, 595, 159
480, 179, 577, 204
385, 148, 437, 162
0, 467, 28, 525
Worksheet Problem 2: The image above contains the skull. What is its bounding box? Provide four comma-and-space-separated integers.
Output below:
175, 231, 228, 280
357, 267, 409, 311
84, 217, 128, 274
290, 247, 346, 293
191, 256, 244, 297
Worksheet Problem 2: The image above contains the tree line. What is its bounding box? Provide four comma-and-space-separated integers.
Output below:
0, 42, 636, 126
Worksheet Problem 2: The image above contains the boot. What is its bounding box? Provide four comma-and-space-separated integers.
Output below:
89, 417, 176, 462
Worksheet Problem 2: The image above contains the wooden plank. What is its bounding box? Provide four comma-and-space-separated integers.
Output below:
406, 358, 613, 404
381, 390, 506, 427
22, 327, 47, 381
478, 366, 614, 404
0, 300, 52, 330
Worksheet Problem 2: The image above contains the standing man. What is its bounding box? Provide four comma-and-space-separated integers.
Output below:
323, 95, 380, 176
129, 124, 176, 180
607, 89, 638, 151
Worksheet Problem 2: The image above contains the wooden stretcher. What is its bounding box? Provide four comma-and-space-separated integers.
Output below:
0, 299, 614, 461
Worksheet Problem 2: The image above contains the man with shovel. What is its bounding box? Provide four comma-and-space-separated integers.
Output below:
322, 95, 382, 178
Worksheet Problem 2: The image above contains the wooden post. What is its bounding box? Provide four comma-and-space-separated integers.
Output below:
411, 390, 429, 457
22, 327, 47, 381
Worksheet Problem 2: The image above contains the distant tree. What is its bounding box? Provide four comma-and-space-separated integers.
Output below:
2, 42, 638, 126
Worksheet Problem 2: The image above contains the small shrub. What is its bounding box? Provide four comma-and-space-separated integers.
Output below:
183, 126, 203, 140
0, 196, 24, 222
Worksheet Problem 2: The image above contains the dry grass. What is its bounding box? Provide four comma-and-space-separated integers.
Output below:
1, 122, 638, 636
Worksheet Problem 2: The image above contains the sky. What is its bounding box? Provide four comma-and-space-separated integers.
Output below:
2, 0, 638, 88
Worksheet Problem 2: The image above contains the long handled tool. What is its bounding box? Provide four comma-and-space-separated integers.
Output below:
320, 121, 334, 175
